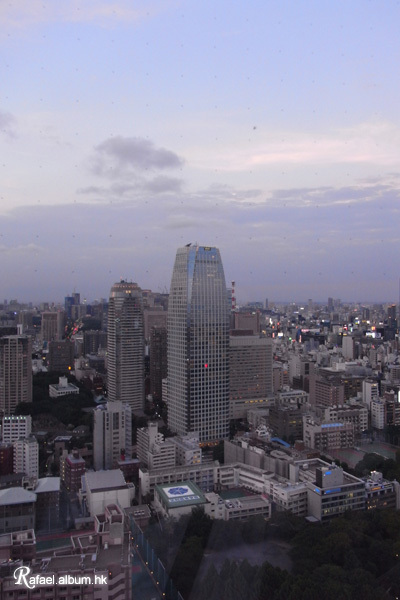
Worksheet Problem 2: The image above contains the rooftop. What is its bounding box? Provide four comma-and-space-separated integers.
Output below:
0, 487, 36, 506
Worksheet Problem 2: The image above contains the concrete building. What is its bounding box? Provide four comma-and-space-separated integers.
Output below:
313, 376, 345, 408
83, 329, 107, 355
229, 335, 273, 419
0, 529, 36, 562
93, 401, 132, 471
1, 415, 32, 443
49, 376, 79, 398
34, 477, 60, 531
137, 422, 176, 470
315, 403, 368, 435
154, 481, 208, 518
0, 335, 32, 413
342, 334, 356, 359
167, 244, 230, 443
233, 311, 260, 334
81, 470, 135, 517
0, 504, 132, 599
269, 405, 304, 442
107, 280, 144, 412
365, 471, 400, 510
41, 311, 63, 344
60, 450, 86, 492
0, 444, 13, 476
48, 339, 74, 374
303, 417, 354, 451
371, 399, 385, 430
13, 436, 39, 479
306, 463, 365, 522
0, 487, 36, 533
170, 432, 202, 466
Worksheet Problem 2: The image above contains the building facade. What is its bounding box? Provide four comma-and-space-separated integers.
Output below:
107, 280, 144, 411
0, 336, 32, 413
93, 401, 132, 471
167, 244, 230, 443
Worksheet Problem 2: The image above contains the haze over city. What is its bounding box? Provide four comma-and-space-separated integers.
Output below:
1, 0, 400, 303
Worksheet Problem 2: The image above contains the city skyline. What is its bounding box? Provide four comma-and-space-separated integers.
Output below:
1, 1, 400, 302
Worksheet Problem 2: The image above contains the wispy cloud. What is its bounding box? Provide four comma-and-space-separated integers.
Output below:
0, 110, 17, 138
0, 1, 163, 29
197, 121, 400, 172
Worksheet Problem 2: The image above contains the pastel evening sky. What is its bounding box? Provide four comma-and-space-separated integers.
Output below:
1, 1, 399, 303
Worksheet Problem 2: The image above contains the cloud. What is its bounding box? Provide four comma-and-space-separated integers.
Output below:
0, 110, 17, 138
0, 1, 161, 29
90, 136, 184, 180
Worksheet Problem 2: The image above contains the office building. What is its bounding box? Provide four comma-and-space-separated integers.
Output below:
167, 244, 230, 443
41, 311, 64, 344
93, 401, 132, 471
48, 339, 74, 373
0, 335, 32, 413
229, 335, 273, 418
107, 280, 144, 411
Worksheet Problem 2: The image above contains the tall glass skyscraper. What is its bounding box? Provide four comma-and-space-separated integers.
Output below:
107, 280, 144, 412
167, 244, 230, 443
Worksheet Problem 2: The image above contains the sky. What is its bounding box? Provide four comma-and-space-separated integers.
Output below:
1, 0, 400, 304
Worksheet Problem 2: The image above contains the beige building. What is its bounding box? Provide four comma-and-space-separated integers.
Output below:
303, 416, 354, 451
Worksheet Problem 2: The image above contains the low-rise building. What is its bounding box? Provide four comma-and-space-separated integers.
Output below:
305, 463, 365, 522
303, 417, 354, 451
49, 376, 79, 398
81, 469, 135, 516
0, 488, 36, 533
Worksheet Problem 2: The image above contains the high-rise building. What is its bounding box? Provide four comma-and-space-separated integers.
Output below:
41, 311, 64, 344
229, 335, 273, 419
149, 326, 167, 402
93, 401, 132, 471
0, 335, 32, 413
167, 244, 230, 443
107, 280, 144, 411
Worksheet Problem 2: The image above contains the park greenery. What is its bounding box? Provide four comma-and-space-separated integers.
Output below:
14, 371, 95, 429
144, 507, 400, 599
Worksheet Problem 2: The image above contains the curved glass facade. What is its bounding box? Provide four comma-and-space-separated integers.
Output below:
167, 245, 229, 443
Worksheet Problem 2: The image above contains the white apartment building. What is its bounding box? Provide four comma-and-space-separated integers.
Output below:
362, 379, 379, 408
371, 399, 385, 430
93, 401, 132, 471
137, 422, 176, 470
13, 436, 39, 478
